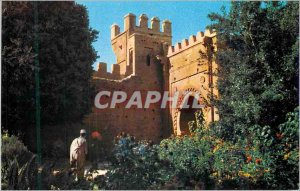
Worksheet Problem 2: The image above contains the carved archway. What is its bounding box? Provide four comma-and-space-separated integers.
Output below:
172, 88, 209, 135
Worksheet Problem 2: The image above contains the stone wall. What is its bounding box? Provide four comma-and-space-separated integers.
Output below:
84, 13, 219, 150
84, 75, 169, 147
168, 29, 219, 135
84, 13, 172, 150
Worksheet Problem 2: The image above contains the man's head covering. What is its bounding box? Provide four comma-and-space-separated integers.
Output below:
80, 129, 86, 134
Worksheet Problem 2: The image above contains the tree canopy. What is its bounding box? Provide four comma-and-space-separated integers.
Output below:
2, 2, 98, 134
207, 2, 299, 188
208, 1, 299, 141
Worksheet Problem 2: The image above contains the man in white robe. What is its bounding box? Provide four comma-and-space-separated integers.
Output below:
70, 129, 88, 180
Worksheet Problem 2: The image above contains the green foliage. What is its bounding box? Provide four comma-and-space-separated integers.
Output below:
103, 133, 175, 190
100, 108, 298, 190
2, 132, 30, 165
206, 109, 299, 190
211, 134, 274, 189
253, 107, 299, 188
158, 110, 215, 189
1, 131, 37, 190
206, 2, 299, 188
100, 2, 299, 190
1, 132, 98, 190
2, 1, 98, 135
208, 1, 299, 142
158, 108, 299, 189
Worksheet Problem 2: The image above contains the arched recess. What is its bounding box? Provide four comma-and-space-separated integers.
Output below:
178, 96, 198, 135
173, 88, 208, 135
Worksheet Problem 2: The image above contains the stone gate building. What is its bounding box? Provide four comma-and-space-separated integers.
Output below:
84, 13, 218, 147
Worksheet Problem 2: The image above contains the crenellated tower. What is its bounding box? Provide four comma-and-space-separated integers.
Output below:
87, 13, 219, 151
96, 13, 172, 81
88, 13, 173, 152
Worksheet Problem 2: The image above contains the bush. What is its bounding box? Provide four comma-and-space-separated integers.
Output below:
158, 109, 299, 189
96, 109, 299, 189
1, 131, 37, 190
158, 110, 216, 189
103, 133, 175, 190
209, 108, 299, 189
248, 107, 299, 189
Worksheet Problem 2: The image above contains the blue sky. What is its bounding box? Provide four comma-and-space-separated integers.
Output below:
76, 1, 230, 71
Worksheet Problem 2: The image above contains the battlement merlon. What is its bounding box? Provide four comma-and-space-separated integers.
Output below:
111, 24, 120, 39
167, 29, 216, 57
151, 17, 160, 31
110, 13, 172, 39
162, 20, 171, 34
112, 64, 120, 76
139, 14, 148, 28
97, 62, 107, 73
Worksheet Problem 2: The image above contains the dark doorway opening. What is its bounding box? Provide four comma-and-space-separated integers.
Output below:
179, 96, 198, 135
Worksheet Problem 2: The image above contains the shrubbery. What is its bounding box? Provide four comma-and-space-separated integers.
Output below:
1, 131, 37, 190
102, 133, 175, 189
104, 108, 299, 190
158, 111, 215, 189
1, 132, 98, 190
160, 109, 299, 189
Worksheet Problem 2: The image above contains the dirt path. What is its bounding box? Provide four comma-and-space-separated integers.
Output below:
46, 158, 110, 180
84, 161, 110, 179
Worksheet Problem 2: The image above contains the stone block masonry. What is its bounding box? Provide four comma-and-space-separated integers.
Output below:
84, 13, 219, 150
